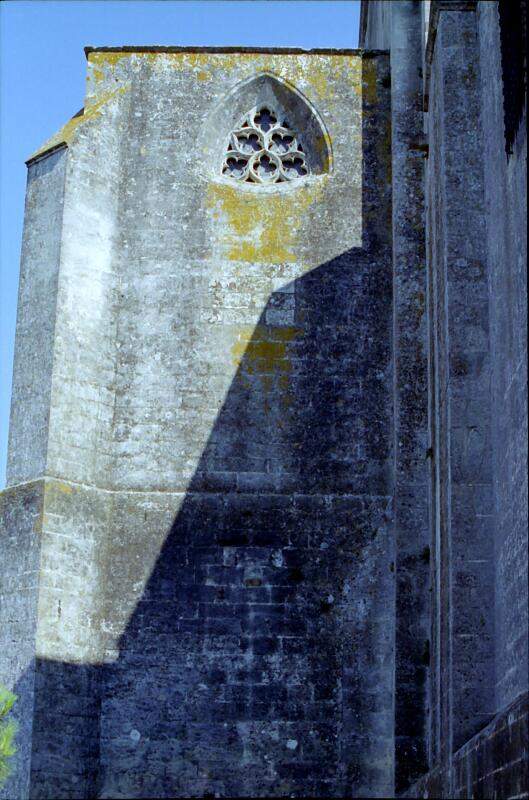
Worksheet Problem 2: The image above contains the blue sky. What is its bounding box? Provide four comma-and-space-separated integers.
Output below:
0, 0, 360, 487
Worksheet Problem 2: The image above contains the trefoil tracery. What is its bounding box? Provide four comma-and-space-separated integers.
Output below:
222, 106, 309, 184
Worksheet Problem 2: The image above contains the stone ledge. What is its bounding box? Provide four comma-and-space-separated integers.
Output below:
404, 690, 529, 798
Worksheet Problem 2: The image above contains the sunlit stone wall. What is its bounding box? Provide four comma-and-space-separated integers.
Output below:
1, 48, 393, 798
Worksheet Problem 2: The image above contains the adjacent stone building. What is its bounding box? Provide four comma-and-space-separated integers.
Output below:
0, 1, 527, 798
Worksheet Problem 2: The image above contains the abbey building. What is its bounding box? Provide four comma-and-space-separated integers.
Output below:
1, 1, 526, 798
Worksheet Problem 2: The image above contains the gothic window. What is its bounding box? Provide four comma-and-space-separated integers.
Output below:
222, 106, 309, 184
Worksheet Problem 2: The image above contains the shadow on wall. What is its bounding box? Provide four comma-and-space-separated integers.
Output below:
12, 56, 396, 800
100, 251, 394, 799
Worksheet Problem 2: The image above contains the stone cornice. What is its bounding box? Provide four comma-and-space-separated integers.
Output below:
84, 45, 376, 58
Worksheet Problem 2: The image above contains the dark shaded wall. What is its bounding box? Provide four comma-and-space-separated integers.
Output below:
361, 1, 431, 792
408, 692, 528, 799
426, 2, 495, 760
423, 5, 527, 789
388, 5, 430, 795
100, 254, 395, 798
0, 482, 44, 800
477, 0, 528, 714
95, 53, 395, 800
362, 1, 528, 798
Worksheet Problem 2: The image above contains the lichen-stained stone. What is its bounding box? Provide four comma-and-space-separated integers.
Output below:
1, 48, 393, 798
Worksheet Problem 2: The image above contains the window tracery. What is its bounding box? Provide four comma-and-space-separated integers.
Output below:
222, 106, 309, 184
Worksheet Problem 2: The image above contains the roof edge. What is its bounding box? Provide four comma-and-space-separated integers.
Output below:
84, 45, 388, 58
26, 142, 68, 167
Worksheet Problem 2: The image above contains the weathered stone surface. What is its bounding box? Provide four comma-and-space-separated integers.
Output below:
2, 3, 527, 796
7, 152, 66, 485
407, 691, 529, 799
427, 4, 495, 761
0, 481, 44, 800
361, 1, 527, 798
476, 0, 528, 715
2, 49, 395, 799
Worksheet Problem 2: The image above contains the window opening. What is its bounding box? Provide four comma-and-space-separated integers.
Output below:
222, 106, 309, 184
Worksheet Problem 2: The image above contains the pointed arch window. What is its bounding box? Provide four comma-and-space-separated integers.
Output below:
222, 106, 309, 184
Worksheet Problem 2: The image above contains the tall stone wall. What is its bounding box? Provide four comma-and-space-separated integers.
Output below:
1, 49, 395, 798
0, 481, 44, 800
407, 692, 529, 799
361, 2, 431, 792
422, 4, 527, 787
476, 0, 528, 713
362, 1, 528, 798
7, 149, 67, 484
426, 2, 496, 759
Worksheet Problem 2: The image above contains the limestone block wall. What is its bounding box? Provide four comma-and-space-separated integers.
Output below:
2, 76, 125, 798
1, 48, 395, 799
476, 0, 528, 714
422, 3, 527, 786
407, 692, 529, 799
0, 482, 44, 800
94, 48, 393, 800
7, 150, 67, 484
361, 0, 527, 796
361, 2, 431, 792
425, 2, 495, 759
362, 2, 528, 798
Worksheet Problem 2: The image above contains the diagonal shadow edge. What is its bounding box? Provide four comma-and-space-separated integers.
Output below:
6, 53, 399, 800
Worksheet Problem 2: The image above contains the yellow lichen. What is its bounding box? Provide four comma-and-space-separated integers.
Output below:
305, 66, 329, 100
55, 482, 73, 494
361, 58, 378, 106
231, 326, 301, 372
315, 134, 332, 171
89, 51, 135, 71
207, 180, 325, 264
86, 50, 363, 106
33, 510, 44, 535
299, 56, 362, 102
91, 66, 105, 83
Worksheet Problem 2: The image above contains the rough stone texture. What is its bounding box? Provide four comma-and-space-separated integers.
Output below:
362, 2, 431, 791
361, 1, 527, 798
361, 0, 392, 49
1, 478, 110, 800
100, 492, 394, 799
422, 3, 527, 788
2, 3, 527, 796
476, 0, 528, 714
407, 691, 529, 799
1, 50, 395, 799
387, 3, 431, 793
7, 151, 66, 484
0, 482, 44, 800
426, 4, 495, 759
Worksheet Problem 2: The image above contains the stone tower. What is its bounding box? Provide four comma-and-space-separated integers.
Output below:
2, 47, 396, 798
1, 3, 527, 799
